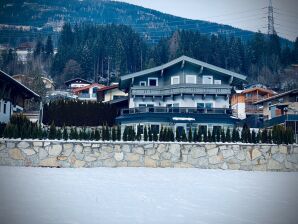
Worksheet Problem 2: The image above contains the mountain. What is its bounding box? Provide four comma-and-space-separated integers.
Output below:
0, 0, 292, 47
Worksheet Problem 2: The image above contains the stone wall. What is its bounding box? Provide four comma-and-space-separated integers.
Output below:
0, 139, 298, 171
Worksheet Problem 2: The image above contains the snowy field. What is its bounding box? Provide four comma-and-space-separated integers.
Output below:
0, 167, 297, 224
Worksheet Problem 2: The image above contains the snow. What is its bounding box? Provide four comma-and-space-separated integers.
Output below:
0, 167, 297, 224
173, 117, 196, 121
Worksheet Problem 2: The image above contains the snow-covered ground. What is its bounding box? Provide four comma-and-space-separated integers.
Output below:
0, 167, 297, 224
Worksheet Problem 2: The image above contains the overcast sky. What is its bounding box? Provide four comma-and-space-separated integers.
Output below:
115, 0, 298, 41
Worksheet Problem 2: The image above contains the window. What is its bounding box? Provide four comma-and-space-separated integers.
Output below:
3, 103, 6, 114
148, 78, 158, 86
202, 76, 213, 84
186, 75, 196, 84
139, 81, 146, 86
214, 80, 221, 85
139, 104, 146, 107
171, 76, 180, 85
197, 103, 205, 109
205, 103, 213, 109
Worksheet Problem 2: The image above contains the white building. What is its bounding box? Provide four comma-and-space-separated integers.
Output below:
116, 56, 246, 134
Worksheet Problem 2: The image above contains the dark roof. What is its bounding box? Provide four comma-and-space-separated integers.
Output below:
64, 78, 92, 85
0, 70, 40, 100
120, 55, 247, 90
254, 89, 298, 104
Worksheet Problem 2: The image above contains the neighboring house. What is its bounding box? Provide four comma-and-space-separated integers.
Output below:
13, 74, 55, 91
97, 84, 128, 103
116, 55, 246, 134
73, 83, 105, 101
254, 89, 298, 142
0, 70, 40, 123
64, 78, 92, 90
231, 84, 276, 120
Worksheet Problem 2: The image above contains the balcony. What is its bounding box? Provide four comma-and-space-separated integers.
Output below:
263, 114, 298, 128
131, 84, 231, 97
121, 107, 232, 115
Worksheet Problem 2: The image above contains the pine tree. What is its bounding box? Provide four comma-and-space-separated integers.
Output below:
257, 129, 261, 143
123, 127, 128, 142
153, 129, 158, 142
94, 128, 100, 141
211, 128, 216, 142
193, 128, 198, 142
56, 128, 62, 140
48, 122, 56, 140
45, 35, 54, 55
176, 127, 181, 142
216, 128, 221, 142
148, 127, 152, 141
261, 129, 268, 143
188, 128, 193, 142
226, 128, 231, 142
268, 130, 272, 144
63, 126, 68, 140
232, 128, 238, 142
181, 128, 187, 142
136, 124, 142, 141
159, 126, 164, 142
144, 126, 148, 141
106, 126, 111, 141
251, 129, 257, 144
112, 127, 116, 141
220, 129, 226, 142
116, 126, 121, 141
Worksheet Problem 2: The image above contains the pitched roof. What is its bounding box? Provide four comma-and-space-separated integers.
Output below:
73, 83, 105, 93
0, 70, 40, 99
97, 84, 119, 92
254, 89, 298, 104
120, 55, 247, 89
64, 78, 92, 85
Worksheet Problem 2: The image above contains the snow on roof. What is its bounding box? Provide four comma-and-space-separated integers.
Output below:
173, 117, 195, 121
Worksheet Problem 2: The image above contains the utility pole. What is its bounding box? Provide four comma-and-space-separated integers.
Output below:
267, 0, 276, 35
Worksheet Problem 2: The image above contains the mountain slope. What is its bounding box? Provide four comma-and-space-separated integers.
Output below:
0, 0, 277, 45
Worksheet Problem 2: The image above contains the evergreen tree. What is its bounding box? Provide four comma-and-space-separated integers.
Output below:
106, 126, 111, 141
176, 127, 180, 142
48, 122, 56, 140
148, 127, 152, 141
220, 129, 226, 142
188, 128, 193, 142
56, 128, 62, 140
122, 127, 128, 142
232, 128, 238, 142
45, 35, 54, 55
216, 128, 221, 142
136, 124, 142, 141
257, 129, 262, 143
261, 129, 268, 143
153, 128, 158, 142
63, 126, 68, 140
268, 130, 272, 144
159, 126, 164, 142
226, 128, 231, 142
94, 128, 100, 141
181, 128, 187, 142
207, 130, 212, 142
251, 129, 257, 144
116, 126, 121, 141
211, 128, 216, 142
112, 127, 117, 141
193, 128, 198, 142
144, 126, 148, 141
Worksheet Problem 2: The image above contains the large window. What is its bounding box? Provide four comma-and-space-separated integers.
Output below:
205, 103, 213, 109
202, 76, 213, 84
171, 76, 180, 85
148, 78, 158, 87
186, 75, 196, 84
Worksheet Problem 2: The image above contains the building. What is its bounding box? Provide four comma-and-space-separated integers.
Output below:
97, 84, 128, 103
64, 78, 92, 90
13, 74, 55, 91
254, 89, 298, 142
231, 84, 276, 127
116, 55, 246, 134
73, 83, 105, 101
0, 70, 40, 123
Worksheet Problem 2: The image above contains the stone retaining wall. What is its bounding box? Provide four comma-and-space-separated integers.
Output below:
0, 139, 298, 171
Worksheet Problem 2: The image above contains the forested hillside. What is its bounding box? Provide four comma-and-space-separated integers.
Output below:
49, 23, 298, 89
0, 0, 291, 46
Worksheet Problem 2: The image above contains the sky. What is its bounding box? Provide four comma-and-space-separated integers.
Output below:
115, 0, 298, 41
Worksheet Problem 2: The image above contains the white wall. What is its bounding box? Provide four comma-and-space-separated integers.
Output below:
232, 103, 246, 119
0, 100, 12, 123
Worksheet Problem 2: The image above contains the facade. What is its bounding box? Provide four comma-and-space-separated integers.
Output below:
231, 84, 276, 120
0, 70, 40, 123
254, 89, 298, 142
73, 83, 105, 101
64, 78, 92, 90
97, 84, 128, 103
116, 55, 246, 134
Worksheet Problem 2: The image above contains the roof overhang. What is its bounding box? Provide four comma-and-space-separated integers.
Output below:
120, 55, 247, 90
0, 70, 40, 100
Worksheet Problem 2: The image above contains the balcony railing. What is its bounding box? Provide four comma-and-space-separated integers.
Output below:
263, 114, 298, 128
121, 107, 232, 115
131, 84, 231, 96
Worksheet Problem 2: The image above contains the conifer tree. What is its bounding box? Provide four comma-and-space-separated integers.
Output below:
106, 126, 111, 141
261, 129, 268, 143
216, 128, 221, 142
94, 128, 100, 141
56, 128, 62, 140
251, 129, 257, 144
268, 130, 272, 144
257, 129, 261, 143
220, 129, 226, 142
112, 127, 116, 141
122, 127, 128, 142
226, 128, 231, 142
169, 128, 175, 142
181, 128, 187, 142
193, 128, 198, 142
148, 127, 152, 141
116, 126, 121, 141
176, 127, 181, 142
211, 128, 216, 142
159, 126, 164, 142
188, 128, 193, 142
153, 128, 158, 142
207, 130, 212, 142
63, 126, 68, 140
143, 126, 148, 141
48, 122, 56, 139
136, 124, 142, 141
